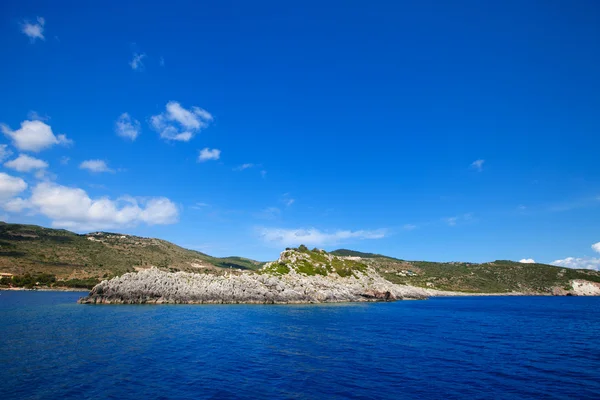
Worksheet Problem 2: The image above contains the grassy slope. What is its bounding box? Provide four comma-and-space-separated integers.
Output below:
262, 245, 367, 276
263, 246, 368, 277
332, 249, 600, 293
0, 222, 262, 286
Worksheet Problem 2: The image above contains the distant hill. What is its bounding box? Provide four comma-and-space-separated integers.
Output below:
340, 252, 600, 294
330, 249, 389, 259
0, 222, 262, 288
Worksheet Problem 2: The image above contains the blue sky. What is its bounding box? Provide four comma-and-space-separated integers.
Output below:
0, 1, 599, 267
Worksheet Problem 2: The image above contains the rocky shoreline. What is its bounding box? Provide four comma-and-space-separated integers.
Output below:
78, 267, 429, 304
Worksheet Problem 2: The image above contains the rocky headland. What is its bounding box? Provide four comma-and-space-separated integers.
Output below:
78, 248, 429, 304
78, 246, 600, 304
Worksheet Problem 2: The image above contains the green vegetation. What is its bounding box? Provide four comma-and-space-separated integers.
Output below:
266, 246, 369, 277
262, 262, 290, 275
330, 249, 387, 259
0, 222, 261, 283
0, 273, 99, 289
369, 258, 600, 293
1, 272, 55, 289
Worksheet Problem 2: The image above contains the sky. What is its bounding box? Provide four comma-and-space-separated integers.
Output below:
0, 1, 599, 267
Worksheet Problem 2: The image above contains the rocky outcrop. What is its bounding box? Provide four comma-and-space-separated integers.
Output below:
78, 266, 428, 304
570, 280, 600, 296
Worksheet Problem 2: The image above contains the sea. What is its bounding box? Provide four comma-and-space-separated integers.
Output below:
1, 291, 599, 399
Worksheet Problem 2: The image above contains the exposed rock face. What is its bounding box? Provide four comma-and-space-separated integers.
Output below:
78, 267, 428, 304
570, 280, 600, 296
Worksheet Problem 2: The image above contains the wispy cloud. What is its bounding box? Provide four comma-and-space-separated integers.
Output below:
282, 193, 295, 207
234, 163, 254, 171
115, 113, 141, 140
470, 159, 485, 172
151, 101, 213, 142
79, 159, 114, 173
22, 17, 45, 42
444, 213, 474, 227
403, 224, 417, 231
258, 227, 387, 247
552, 257, 600, 271
198, 148, 221, 162
191, 202, 210, 210
129, 53, 146, 70
27, 111, 49, 121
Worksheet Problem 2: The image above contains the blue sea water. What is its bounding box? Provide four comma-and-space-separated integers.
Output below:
1, 292, 599, 399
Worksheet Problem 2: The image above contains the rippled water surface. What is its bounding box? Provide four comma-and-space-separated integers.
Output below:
1, 292, 599, 399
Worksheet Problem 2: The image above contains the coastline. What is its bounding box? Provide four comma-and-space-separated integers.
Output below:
0, 287, 90, 292
425, 289, 553, 297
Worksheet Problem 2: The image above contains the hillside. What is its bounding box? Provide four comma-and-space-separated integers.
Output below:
332, 249, 600, 294
1, 222, 599, 295
0, 222, 262, 288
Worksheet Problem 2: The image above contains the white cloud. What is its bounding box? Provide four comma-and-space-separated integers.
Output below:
79, 160, 114, 173
403, 224, 417, 231
551, 257, 600, 271
261, 170, 267, 178
60, 156, 70, 165
519, 258, 536, 264
22, 17, 45, 42
198, 148, 220, 162
150, 101, 213, 142
129, 53, 146, 70
115, 113, 141, 140
0, 145, 12, 162
258, 227, 387, 247
0, 173, 27, 200
4, 154, 48, 172
13, 182, 179, 230
592, 242, 600, 253
3, 197, 30, 213
234, 163, 254, 171
1, 120, 72, 152
471, 159, 485, 172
